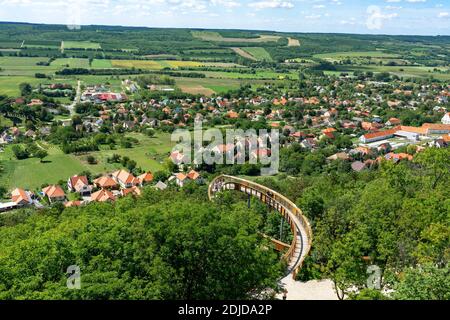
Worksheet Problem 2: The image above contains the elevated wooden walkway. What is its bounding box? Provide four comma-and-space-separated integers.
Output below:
209, 175, 313, 279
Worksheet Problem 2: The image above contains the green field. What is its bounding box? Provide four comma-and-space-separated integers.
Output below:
192, 31, 281, 43
51, 58, 90, 68
91, 59, 113, 68
242, 47, 273, 61
0, 56, 60, 76
175, 76, 275, 95
0, 144, 87, 191
0, 133, 174, 191
314, 51, 400, 60
63, 41, 101, 49
201, 70, 298, 80
332, 65, 450, 80
0, 76, 46, 96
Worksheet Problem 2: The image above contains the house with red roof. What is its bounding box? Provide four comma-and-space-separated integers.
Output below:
11, 188, 32, 206
42, 185, 66, 203
137, 172, 154, 186
121, 186, 142, 197
111, 170, 139, 189
67, 175, 92, 196
173, 170, 202, 187
90, 189, 116, 202
64, 201, 83, 208
93, 176, 118, 189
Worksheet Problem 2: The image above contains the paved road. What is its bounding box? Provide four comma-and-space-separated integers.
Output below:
65, 80, 81, 116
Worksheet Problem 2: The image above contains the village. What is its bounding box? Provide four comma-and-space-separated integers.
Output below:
1, 75, 450, 213
0, 167, 205, 213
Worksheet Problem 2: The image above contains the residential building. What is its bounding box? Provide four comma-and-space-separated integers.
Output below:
90, 189, 116, 202
42, 185, 66, 203
93, 176, 118, 189
68, 175, 92, 196
121, 186, 142, 197
442, 113, 450, 125
11, 188, 32, 206
137, 172, 154, 186
111, 170, 139, 188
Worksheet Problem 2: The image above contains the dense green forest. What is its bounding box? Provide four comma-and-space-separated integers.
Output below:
255, 147, 449, 300
0, 148, 448, 300
1, 22, 449, 64
0, 186, 283, 299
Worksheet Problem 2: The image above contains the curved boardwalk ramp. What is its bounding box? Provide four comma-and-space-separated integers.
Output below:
209, 175, 312, 280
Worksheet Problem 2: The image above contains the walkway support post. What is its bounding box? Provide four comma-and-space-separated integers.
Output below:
208, 175, 313, 279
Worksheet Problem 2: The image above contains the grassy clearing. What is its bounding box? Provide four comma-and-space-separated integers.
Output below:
76, 133, 174, 174
0, 133, 174, 191
0, 144, 87, 191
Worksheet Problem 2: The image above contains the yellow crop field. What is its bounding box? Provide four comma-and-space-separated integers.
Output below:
111, 60, 164, 69
111, 60, 203, 69
166, 61, 203, 68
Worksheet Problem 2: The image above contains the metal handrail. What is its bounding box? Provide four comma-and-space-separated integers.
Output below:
209, 175, 313, 278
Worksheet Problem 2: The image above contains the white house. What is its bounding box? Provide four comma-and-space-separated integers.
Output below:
442, 113, 450, 125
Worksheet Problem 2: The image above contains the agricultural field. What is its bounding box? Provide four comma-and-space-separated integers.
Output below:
175, 77, 274, 95
0, 76, 47, 96
0, 41, 22, 49
332, 65, 450, 80
23, 40, 61, 49
241, 47, 273, 61
0, 57, 61, 76
51, 58, 91, 69
109, 59, 239, 70
62, 41, 102, 49
200, 70, 298, 80
91, 59, 114, 68
192, 31, 281, 43
314, 51, 401, 61
287, 37, 301, 47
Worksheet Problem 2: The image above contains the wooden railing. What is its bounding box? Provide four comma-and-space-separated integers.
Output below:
209, 175, 313, 278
